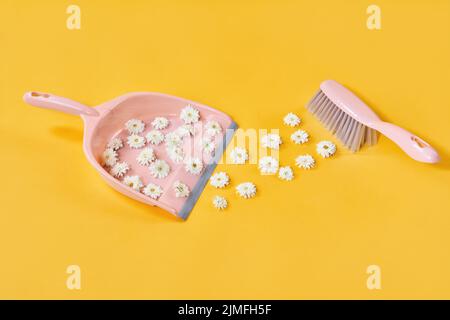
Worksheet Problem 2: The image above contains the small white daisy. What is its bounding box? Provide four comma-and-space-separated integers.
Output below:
283, 112, 301, 127
111, 161, 130, 178
136, 147, 156, 166
291, 130, 309, 145
173, 180, 190, 198
317, 141, 337, 158
258, 156, 279, 175
102, 148, 118, 167
107, 137, 123, 151
151, 117, 170, 130
261, 133, 282, 150
146, 130, 165, 145
176, 124, 195, 138
295, 154, 316, 170
229, 147, 248, 164
166, 146, 184, 163
212, 196, 228, 210
202, 138, 216, 155
209, 172, 230, 188
125, 119, 145, 134
127, 134, 146, 149
180, 104, 200, 124
142, 183, 163, 200
123, 175, 144, 191
184, 157, 203, 175
149, 159, 170, 179
205, 120, 222, 137
236, 182, 257, 199
164, 132, 182, 149
278, 166, 294, 181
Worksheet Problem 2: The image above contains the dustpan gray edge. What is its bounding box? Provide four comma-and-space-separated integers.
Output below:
178, 121, 238, 220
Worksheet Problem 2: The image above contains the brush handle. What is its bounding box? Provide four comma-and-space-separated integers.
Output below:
371, 121, 440, 163
23, 91, 99, 117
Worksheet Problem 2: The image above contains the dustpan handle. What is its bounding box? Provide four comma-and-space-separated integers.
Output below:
23, 91, 99, 117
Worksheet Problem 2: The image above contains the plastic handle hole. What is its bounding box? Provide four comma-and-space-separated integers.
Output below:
411, 136, 428, 148
31, 92, 50, 98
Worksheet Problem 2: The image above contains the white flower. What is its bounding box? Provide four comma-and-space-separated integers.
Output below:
230, 147, 248, 164
236, 182, 257, 199
125, 119, 145, 134
136, 147, 156, 166
209, 172, 230, 188
283, 112, 301, 127
258, 156, 279, 175
127, 134, 146, 149
151, 117, 170, 130
164, 132, 182, 149
180, 105, 200, 124
295, 154, 315, 169
317, 141, 337, 158
173, 180, 190, 198
149, 159, 170, 179
107, 137, 123, 151
205, 120, 222, 136
146, 130, 165, 145
111, 161, 130, 178
212, 196, 228, 210
261, 133, 282, 150
278, 166, 294, 181
102, 148, 118, 167
123, 175, 143, 191
291, 130, 309, 145
202, 138, 216, 155
176, 124, 195, 138
142, 183, 163, 200
184, 157, 203, 175
166, 146, 184, 163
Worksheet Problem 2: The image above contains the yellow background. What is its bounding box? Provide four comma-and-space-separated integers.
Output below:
1, 0, 450, 299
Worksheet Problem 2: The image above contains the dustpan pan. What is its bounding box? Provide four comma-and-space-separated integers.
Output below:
23, 91, 238, 220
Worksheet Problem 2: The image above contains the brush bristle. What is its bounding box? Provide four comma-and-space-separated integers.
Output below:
306, 89, 378, 152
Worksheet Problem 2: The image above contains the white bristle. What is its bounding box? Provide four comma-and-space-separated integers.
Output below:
307, 89, 378, 152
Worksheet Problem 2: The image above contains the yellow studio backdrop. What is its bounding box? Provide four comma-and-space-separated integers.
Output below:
1, 0, 450, 299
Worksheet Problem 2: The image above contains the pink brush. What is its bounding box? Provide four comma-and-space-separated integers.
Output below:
24, 91, 237, 219
307, 80, 440, 163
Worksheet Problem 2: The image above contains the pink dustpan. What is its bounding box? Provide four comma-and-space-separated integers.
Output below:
24, 91, 237, 220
